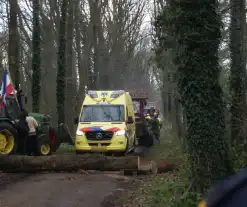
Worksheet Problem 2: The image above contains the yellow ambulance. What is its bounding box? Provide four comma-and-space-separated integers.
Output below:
75, 90, 136, 155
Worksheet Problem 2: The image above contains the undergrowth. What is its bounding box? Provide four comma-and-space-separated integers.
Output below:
146, 168, 203, 207
128, 127, 203, 207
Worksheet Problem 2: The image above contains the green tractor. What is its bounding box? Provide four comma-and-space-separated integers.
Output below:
0, 95, 74, 155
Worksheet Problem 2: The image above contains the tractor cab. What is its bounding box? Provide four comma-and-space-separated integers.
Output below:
127, 89, 161, 147
0, 95, 21, 120
144, 107, 150, 117
128, 89, 148, 137
126, 89, 156, 147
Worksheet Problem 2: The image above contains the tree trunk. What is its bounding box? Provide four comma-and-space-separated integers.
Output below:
89, 0, 109, 89
74, 4, 86, 114
229, 0, 246, 149
8, 0, 20, 89
31, 0, 41, 112
171, 93, 177, 134
175, 97, 183, 139
40, 7, 58, 124
167, 73, 172, 122
56, 0, 69, 124
65, 0, 75, 132
162, 71, 168, 120
172, 0, 234, 194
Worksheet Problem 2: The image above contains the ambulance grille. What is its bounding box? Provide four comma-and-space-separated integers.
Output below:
85, 131, 114, 140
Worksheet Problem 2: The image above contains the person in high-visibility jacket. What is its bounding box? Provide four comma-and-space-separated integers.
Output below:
145, 107, 160, 142
197, 168, 247, 207
154, 109, 162, 129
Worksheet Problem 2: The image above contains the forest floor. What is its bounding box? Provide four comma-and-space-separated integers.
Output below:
0, 130, 182, 207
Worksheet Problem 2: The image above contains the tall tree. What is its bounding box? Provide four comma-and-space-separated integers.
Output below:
154, 0, 181, 136
74, 1, 87, 114
8, 0, 20, 89
169, 0, 234, 193
229, 0, 246, 148
31, 0, 41, 112
65, 0, 75, 131
56, 0, 69, 124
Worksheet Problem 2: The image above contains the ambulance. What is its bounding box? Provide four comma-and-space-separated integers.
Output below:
75, 90, 136, 154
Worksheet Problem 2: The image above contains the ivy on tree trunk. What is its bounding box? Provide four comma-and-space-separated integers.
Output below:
170, 0, 234, 193
56, 0, 69, 124
65, 0, 75, 132
8, 0, 20, 90
31, 0, 41, 112
229, 0, 246, 149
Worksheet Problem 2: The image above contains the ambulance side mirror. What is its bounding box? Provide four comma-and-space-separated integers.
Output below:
126, 116, 133, 124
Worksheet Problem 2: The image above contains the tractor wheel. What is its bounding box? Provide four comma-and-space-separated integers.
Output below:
49, 127, 62, 152
36, 134, 52, 156
0, 122, 18, 155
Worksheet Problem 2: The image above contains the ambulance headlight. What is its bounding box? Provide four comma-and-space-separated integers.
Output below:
115, 130, 125, 136
76, 130, 84, 136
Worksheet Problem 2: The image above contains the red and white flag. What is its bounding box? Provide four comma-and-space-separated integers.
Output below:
0, 68, 15, 105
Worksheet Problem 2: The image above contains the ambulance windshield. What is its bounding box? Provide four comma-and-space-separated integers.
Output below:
80, 105, 124, 122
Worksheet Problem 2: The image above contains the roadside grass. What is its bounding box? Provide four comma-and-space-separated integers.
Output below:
56, 143, 75, 153
147, 131, 184, 166
124, 128, 201, 207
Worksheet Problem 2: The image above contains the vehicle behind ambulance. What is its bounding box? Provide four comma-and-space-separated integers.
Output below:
75, 90, 136, 155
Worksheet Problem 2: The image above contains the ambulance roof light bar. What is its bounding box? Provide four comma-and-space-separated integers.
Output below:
110, 90, 125, 98
88, 90, 98, 98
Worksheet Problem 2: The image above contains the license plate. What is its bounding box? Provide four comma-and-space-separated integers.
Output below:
91, 146, 107, 151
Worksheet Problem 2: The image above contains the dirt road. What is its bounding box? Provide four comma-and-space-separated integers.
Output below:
0, 173, 137, 207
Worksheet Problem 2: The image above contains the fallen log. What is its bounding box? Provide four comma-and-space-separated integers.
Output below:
0, 154, 139, 173
123, 158, 176, 175
0, 155, 176, 174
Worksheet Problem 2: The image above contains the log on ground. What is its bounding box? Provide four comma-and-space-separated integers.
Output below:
157, 162, 177, 173
123, 158, 176, 175
0, 154, 138, 173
